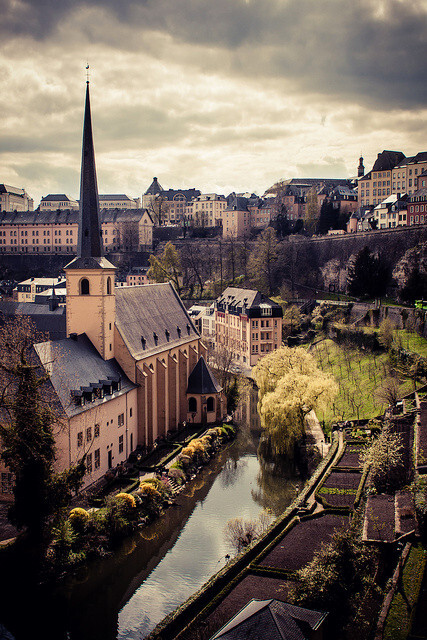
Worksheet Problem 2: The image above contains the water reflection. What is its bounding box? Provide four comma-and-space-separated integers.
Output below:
0, 388, 303, 640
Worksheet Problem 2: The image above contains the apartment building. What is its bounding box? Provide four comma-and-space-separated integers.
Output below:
187, 193, 227, 227
99, 194, 141, 209
373, 194, 408, 229
13, 276, 66, 303
408, 184, 427, 226
0, 208, 153, 254
0, 184, 34, 212
391, 153, 427, 198
39, 194, 79, 210
214, 287, 283, 367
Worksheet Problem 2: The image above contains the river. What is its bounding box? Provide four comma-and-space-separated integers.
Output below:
0, 408, 302, 640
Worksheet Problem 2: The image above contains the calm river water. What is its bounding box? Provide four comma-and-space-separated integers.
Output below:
0, 412, 302, 640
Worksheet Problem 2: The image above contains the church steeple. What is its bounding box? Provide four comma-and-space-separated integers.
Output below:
78, 80, 102, 258
64, 78, 116, 360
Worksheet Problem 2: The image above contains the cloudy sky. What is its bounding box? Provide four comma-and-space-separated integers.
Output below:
1, 0, 427, 207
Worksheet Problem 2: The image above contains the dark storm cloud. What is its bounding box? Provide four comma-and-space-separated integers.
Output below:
1, 0, 426, 109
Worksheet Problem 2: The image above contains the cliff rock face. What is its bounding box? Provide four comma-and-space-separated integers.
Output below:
393, 241, 427, 288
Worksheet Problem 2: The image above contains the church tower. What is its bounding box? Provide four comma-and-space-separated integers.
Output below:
64, 79, 116, 360
358, 155, 365, 178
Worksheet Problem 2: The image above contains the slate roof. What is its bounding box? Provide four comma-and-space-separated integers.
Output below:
216, 287, 283, 316
145, 177, 164, 196
0, 184, 27, 196
0, 209, 152, 225
187, 357, 222, 394
99, 194, 134, 201
41, 194, 76, 202
225, 193, 250, 212
210, 599, 327, 640
0, 301, 66, 340
162, 188, 201, 202
115, 282, 199, 360
64, 256, 115, 270
34, 334, 136, 418
371, 150, 405, 172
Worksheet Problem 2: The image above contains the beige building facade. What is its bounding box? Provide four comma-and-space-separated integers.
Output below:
0, 209, 153, 254
214, 287, 283, 367
0, 184, 33, 212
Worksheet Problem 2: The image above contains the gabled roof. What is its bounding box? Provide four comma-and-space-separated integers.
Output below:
187, 356, 222, 394
210, 599, 327, 640
34, 334, 136, 418
225, 193, 250, 212
0, 184, 27, 196
371, 150, 405, 172
115, 282, 198, 360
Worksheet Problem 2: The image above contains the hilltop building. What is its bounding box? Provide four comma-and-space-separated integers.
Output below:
40, 194, 79, 210
0, 81, 224, 499
0, 184, 33, 212
0, 208, 153, 254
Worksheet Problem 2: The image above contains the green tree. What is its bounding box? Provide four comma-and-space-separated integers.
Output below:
147, 241, 183, 295
347, 246, 390, 299
0, 316, 85, 544
361, 422, 405, 493
317, 198, 338, 234
400, 267, 427, 304
292, 527, 377, 635
248, 227, 279, 295
252, 347, 337, 454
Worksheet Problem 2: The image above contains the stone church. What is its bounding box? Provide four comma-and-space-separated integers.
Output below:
1, 81, 225, 496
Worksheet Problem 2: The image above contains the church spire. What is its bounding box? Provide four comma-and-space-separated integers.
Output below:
78, 79, 102, 258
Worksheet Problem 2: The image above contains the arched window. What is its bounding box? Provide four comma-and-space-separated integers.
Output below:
206, 397, 214, 412
80, 278, 90, 295
107, 276, 111, 295
188, 397, 197, 413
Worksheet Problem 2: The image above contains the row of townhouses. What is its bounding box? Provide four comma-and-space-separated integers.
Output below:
2, 150, 427, 246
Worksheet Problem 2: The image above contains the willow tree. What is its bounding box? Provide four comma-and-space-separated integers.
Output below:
252, 346, 337, 454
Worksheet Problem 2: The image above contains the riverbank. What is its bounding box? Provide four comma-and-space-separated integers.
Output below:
147, 429, 343, 639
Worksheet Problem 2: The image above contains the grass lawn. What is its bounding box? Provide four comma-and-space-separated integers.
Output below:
384, 543, 426, 640
310, 337, 418, 428
397, 330, 427, 359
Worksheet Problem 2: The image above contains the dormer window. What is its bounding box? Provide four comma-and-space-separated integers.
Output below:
186, 324, 191, 335
177, 326, 181, 338
153, 332, 158, 346
165, 329, 170, 342
141, 336, 146, 350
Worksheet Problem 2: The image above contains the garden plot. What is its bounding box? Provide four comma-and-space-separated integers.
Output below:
323, 470, 361, 489
258, 514, 349, 572
317, 468, 363, 510
336, 444, 365, 469
363, 494, 395, 542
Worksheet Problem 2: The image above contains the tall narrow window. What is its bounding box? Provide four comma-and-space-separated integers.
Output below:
80, 278, 90, 295
107, 276, 111, 295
